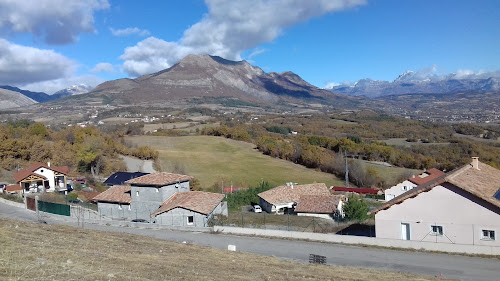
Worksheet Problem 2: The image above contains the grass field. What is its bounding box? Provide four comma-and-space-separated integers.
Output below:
125, 135, 345, 188
0, 219, 443, 281
356, 160, 422, 187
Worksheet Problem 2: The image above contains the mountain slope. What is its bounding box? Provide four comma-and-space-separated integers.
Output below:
0, 85, 51, 103
86, 54, 359, 108
0, 88, 37, 109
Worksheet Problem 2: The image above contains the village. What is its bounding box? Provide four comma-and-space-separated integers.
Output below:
1, 156, 499, 255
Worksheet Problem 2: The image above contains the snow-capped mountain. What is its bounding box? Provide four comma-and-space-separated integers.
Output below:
52, 84, 94, 98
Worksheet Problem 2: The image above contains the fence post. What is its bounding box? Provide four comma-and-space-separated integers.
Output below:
287, 214, 290, 231
241, 212, 244, 227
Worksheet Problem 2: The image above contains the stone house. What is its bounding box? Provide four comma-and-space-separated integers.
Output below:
93, 185, 132, 220
258, 183, 330, 214
294, 195, 345, 220
371, 158, 500, 246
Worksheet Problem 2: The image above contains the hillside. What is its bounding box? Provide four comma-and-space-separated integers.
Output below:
66, 54, 361, 109
0, 88, 37, 109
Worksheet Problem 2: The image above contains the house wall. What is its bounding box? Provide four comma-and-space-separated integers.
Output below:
212, 201, 228, 216
33, 167, 56, 190
297, 213, 333, 220
259, 197, 275, 213
98, 202, 133, 220
376, 183, 500, 246
384, 180, 416, 201
130, 181, 190, 220
154, 207, 208, 227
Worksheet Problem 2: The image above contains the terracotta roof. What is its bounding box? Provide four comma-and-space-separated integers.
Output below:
294, 195, 344, 214
258, 183, 330, 204
125, 172, 193, 186
4, 184, 22, 192
370, 160, 500, 214
151, 191, 225, 216
93, 185, 131, 204
408, 168, 445, 185
13, 162, 69, 183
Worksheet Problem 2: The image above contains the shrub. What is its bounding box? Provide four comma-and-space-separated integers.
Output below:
343, 195, 370, 221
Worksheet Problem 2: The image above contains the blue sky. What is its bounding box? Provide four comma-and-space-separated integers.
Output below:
0, 0, 498, 93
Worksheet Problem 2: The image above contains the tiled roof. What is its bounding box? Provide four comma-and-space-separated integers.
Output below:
408, 168, 445, 185
294, 195, 344, 214
151, 191, 225, 216
13, 162, 69, 183
125, 172, 193, 186
93, 185, 131, 204
103, 172, 149, 186
258, 183, 330, 204
370, 160, 500, 214
4, 184, 22, 192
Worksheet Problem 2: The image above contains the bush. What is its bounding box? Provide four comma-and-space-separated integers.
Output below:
66, 191, 79, 201
343, 195, 370, 221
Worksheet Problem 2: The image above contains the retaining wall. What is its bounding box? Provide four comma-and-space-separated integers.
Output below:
213, 226, 500, 256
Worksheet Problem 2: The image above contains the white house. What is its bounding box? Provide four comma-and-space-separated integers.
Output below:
384, 168, 444, 201
13, 162, 69, 194
258, 183, 330, 214
371, 158, 500, 246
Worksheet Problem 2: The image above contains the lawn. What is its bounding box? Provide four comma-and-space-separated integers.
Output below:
355, 160, 422, 187
0, 218, 443, 281
125, 135, 345, 188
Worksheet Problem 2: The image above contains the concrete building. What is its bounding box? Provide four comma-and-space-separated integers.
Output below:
384, 168, 444, 201
371, 158, 500, 246
258, 183, 330, 214
93, 185, 133, 220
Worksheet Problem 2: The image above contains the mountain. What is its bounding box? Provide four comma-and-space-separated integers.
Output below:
52, 84, 94, 99
85, 54, 360, 108
0, 85, 52, 103
329, 72, 500, 98
0, 88, 37, 109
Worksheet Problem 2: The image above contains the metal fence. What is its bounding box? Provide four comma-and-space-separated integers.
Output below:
209, 211, 375, 235
38, 200, 70, 216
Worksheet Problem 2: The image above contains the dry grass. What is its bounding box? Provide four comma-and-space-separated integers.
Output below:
0, 218, 443, 281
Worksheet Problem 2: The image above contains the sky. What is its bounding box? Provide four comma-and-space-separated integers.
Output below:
0, 0, 499, 94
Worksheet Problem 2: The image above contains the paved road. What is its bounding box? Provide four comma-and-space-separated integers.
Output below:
120, 155, 156, 173
1, 201, 499, 281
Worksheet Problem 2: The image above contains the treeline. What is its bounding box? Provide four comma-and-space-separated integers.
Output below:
0, 121, 158, 177
224, 181, 273, 210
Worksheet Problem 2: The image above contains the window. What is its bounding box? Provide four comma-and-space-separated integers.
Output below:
156, 188, 160, 193
430, 225, 443, 236
136, 191, 139, 197
118, 204, 122, 210
128, 205, 131, 210
187, 216, 194, 225
481, 230, 495, 241
402, 186, 407, 191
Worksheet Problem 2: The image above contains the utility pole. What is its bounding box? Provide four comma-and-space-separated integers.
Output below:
344, 150, 349, 187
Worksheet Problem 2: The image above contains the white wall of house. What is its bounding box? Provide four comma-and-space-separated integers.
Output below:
297, 213, 333, 220
376, 183, 500, 246
384, 180, 417, 201
33, 167, 57, 191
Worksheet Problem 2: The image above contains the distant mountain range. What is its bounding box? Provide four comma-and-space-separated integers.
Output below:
329, 71, 500, 98
86, 54, 360, 108
0, 84, 93, 108
0, 87, 37, 109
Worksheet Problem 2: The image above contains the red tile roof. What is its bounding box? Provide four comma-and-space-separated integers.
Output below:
4, 184, 22, 192
125, 172, 193, 186
258, 183, 330, 204
331, 187, 379, 194
408, 168, 445, 185
151, 191, 225, 216
294, 195, 344, 214
93, 185, 131, 204
13, 162, 69, 183
370, 160, 500, 214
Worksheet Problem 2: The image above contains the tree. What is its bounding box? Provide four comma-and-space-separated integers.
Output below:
343, 195, 370, 221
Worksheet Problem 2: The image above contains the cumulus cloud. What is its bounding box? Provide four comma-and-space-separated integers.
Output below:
0, 0, 109, 44
91, 62, 115, 72
110, 27, 151, 37
121, 0, 366, 77
21, 74, 104, 94
0, 39, 76, 85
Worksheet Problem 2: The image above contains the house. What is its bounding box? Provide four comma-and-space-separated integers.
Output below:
258, 183, 330, 214
151, 191, 227, 226
4, 184, 23, 196
13, 162, 69, 194
103, 171, 149, 186
384, 168, 444, 201
331, 186, 380, 195
371, 157, 500, 246
93, 185, 132, 219
294, 195, 345, 220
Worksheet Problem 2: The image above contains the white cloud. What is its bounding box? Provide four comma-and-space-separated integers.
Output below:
120, 0, 366, 77
0, 39, 76, 85
110, 27, 151, 37
91, 62, 115, 72
21, 75, 104, 94
247, 48, 267, 60
0, 0, 109, 44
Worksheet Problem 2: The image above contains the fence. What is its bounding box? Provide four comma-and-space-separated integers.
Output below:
209, 211, 375, 235
38, 200, 70, 216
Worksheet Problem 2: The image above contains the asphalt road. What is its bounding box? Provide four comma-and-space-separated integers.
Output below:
1, 201, 499, 281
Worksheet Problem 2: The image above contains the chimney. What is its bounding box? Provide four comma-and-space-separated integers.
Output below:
47, 162, 50, 167
471, 157, 479, 170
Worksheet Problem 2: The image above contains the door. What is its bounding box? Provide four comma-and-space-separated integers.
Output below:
401, 223, 410, 240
